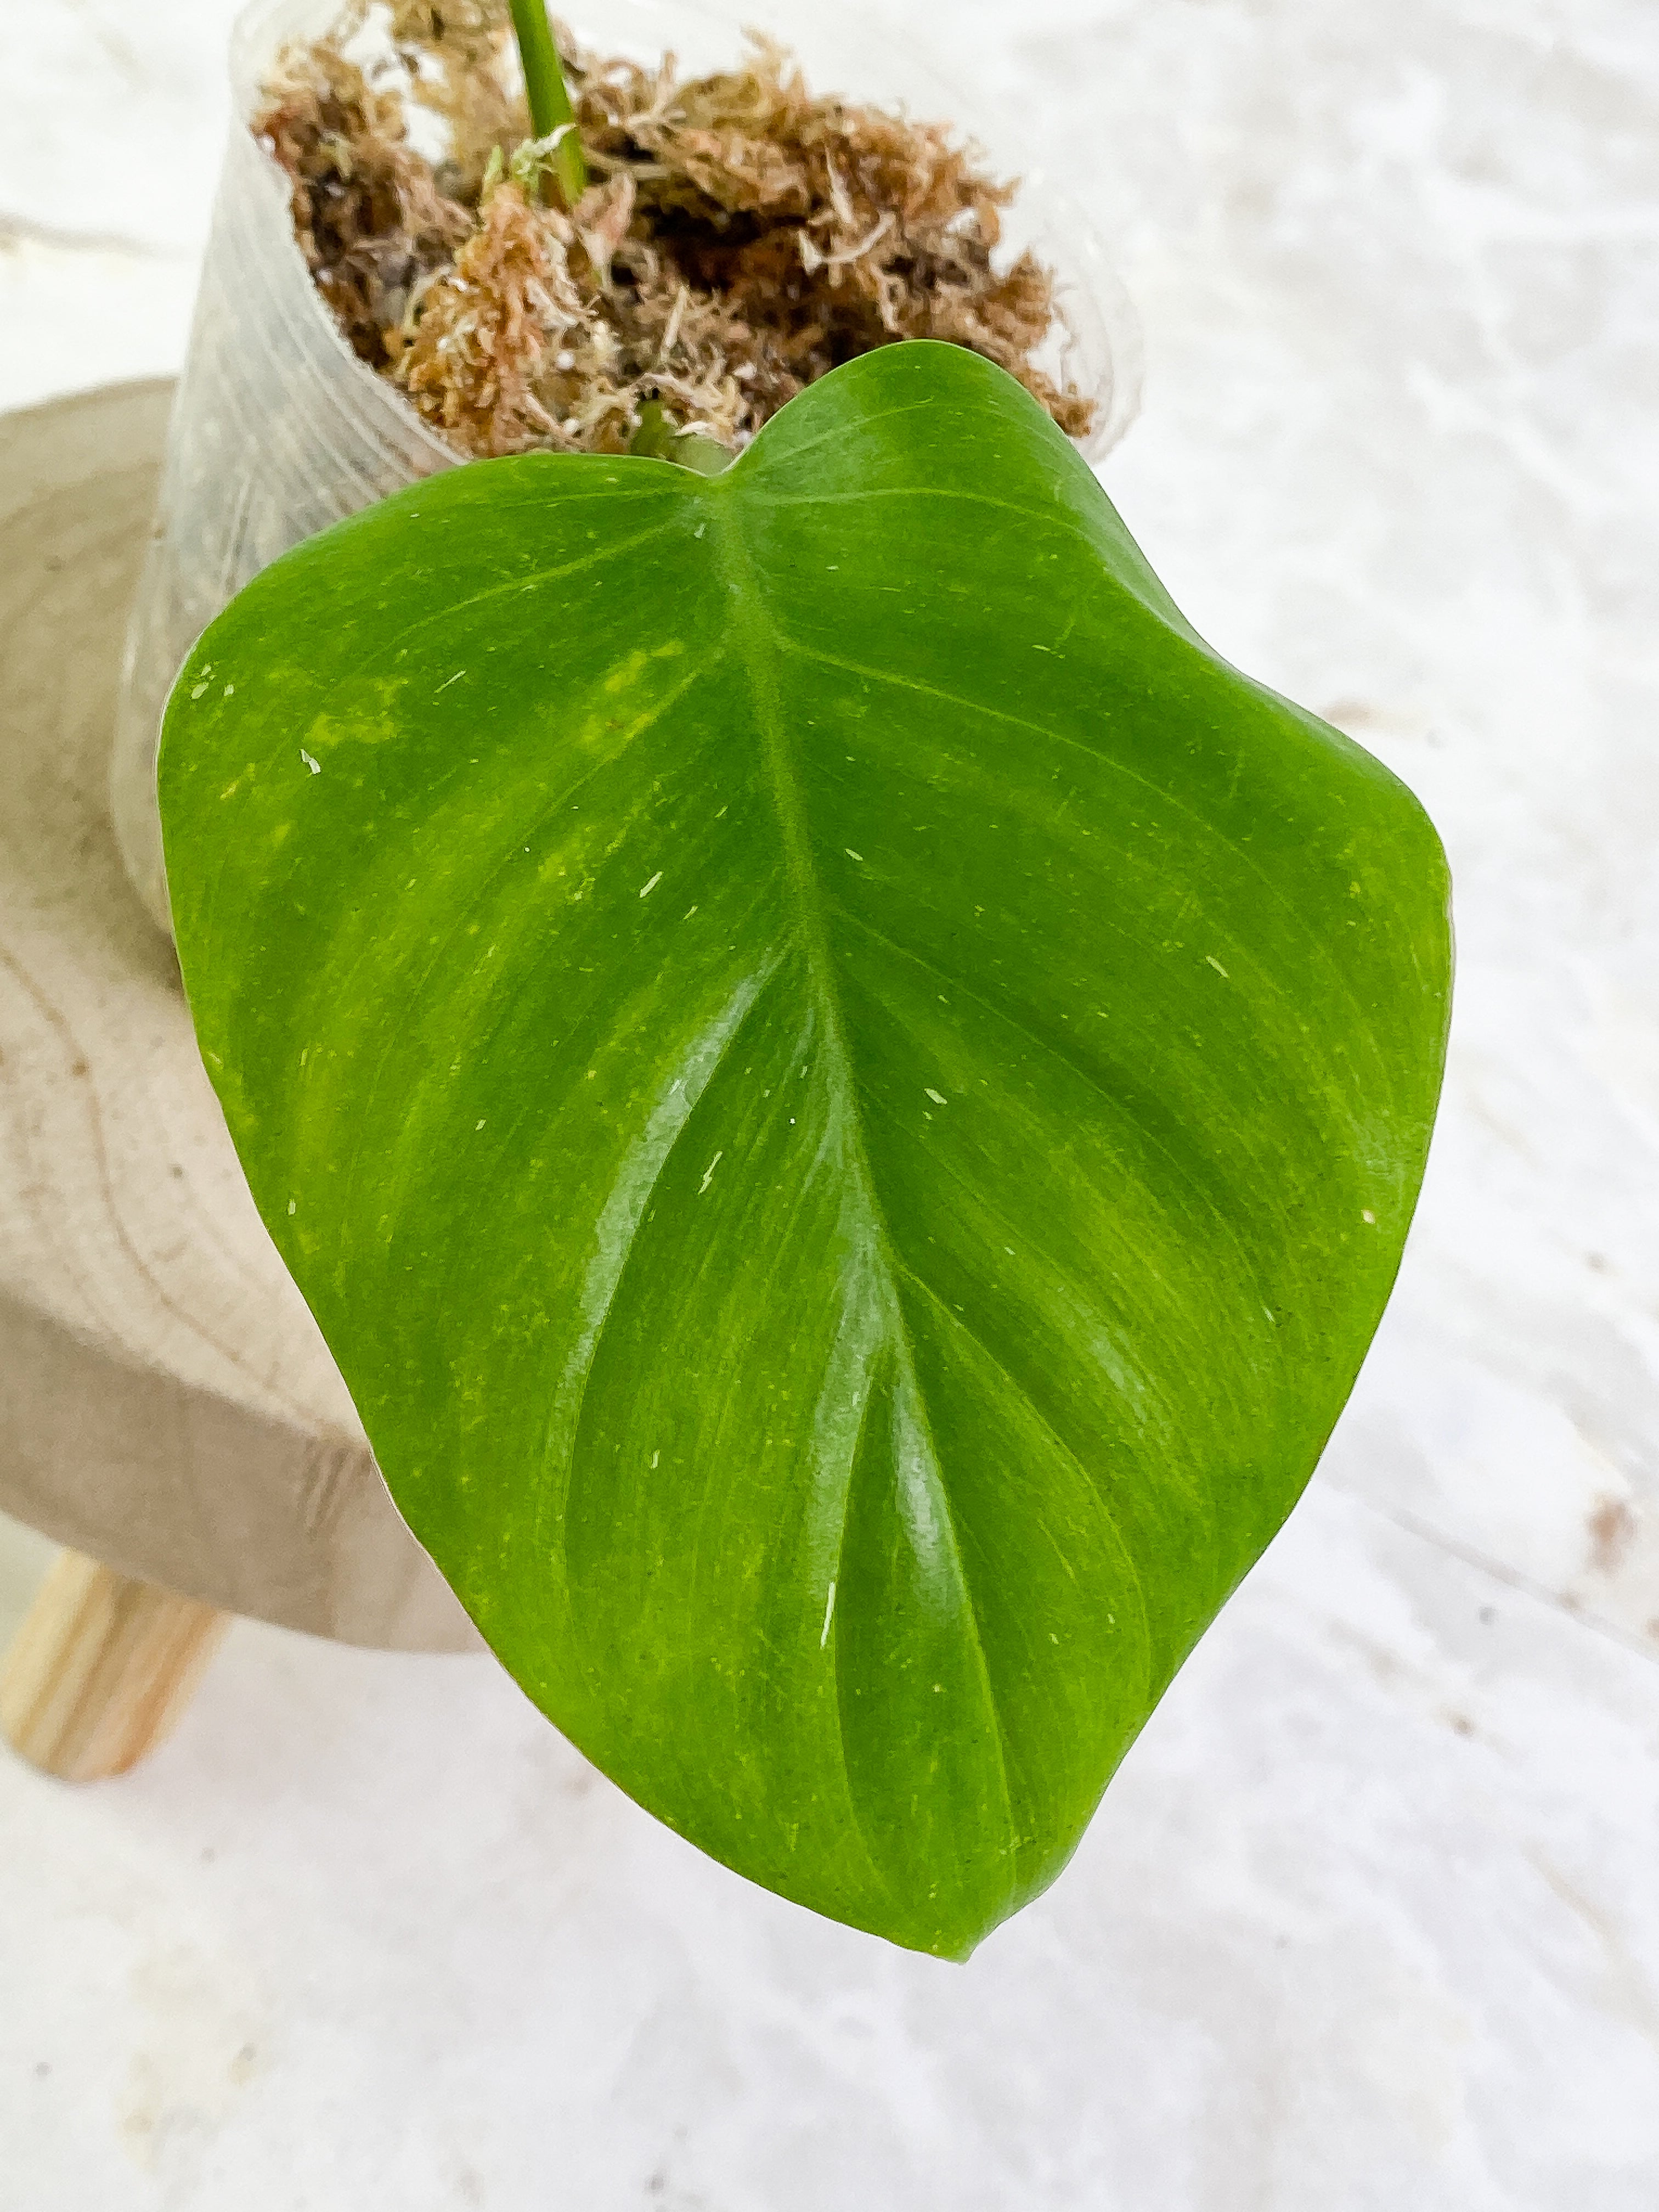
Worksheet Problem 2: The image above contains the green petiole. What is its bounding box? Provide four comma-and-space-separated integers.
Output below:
507, 0, 588, 209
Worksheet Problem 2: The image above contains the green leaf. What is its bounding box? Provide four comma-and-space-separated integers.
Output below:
160, 343, 1451, 1958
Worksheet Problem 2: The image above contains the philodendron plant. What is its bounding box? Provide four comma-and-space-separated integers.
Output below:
160, 340, 1451, 1958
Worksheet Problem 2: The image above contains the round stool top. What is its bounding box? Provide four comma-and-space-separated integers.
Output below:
0, 382, 474, 1652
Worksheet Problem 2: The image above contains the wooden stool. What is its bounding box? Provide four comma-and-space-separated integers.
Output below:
0, 383, 478, 1780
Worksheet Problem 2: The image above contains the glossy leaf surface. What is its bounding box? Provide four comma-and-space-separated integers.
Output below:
161, 344, 1451, 1956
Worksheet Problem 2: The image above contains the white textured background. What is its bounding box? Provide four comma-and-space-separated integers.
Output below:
4, 2, 1658, 2205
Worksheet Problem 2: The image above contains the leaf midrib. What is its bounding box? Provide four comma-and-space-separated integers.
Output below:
708, 481, 1018, 1864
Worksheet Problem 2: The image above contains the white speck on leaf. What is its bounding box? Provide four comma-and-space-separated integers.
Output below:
925, 1087, 947, 1105
436, 669, 465, 693
693, 522, 706, 539
475, 1119, 486, 1131
1206, 955, 1229, 977
1362, 1209, 1377, 1224
820, 1580, 837, 1649
190, 682, 208, 700
287, 1199, 296, 1215
223, 682, 235, 697
651, 1450, 661, 1469
699, 1150, 724, 1193
845, 849, 864, 862
640, 872, 662, 898
300, 749, 320, 775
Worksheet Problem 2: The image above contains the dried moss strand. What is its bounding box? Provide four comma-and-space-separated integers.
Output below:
255, 19, 1098, 460
509, 0, 587, 207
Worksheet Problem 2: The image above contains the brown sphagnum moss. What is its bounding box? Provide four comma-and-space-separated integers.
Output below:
257, 2, 1097, 461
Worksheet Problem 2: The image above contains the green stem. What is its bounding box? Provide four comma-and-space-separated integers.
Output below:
508, 0, 588, 209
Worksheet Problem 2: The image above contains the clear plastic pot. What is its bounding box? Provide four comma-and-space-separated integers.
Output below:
111, 0, 1142, 935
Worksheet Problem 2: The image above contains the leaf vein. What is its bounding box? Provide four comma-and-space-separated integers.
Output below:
826, 900, 1274, 1307
775, 633, 1383, 1047
891, 1260, 1154, 1684
318, 514, 686, 693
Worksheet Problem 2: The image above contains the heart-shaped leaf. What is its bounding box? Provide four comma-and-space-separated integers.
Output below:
161, 343, 1451, 1957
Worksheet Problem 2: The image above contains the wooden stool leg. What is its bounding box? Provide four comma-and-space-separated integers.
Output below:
0, 1550, 229, 1780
